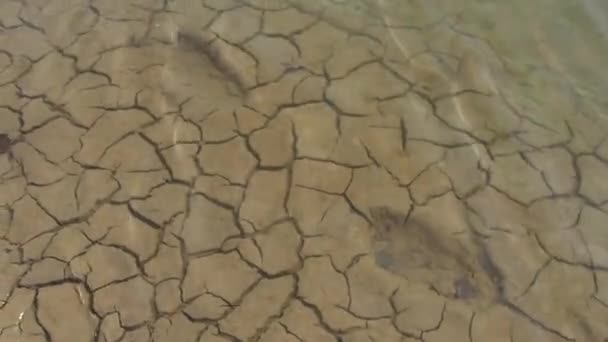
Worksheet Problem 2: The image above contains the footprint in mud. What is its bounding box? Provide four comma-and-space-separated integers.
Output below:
369, 206, 498, 301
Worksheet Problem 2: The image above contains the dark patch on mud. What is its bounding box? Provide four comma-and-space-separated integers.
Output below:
374, 249, 395, 269
369, 206, 472, 271
369, 206, 408, 237
454, 276, 477, 299
369, 205, 501, 301
0, 134, 11, 154
477, 243, 505, 297
176, 31, 247, 96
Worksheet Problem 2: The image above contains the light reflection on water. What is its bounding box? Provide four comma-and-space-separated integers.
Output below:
300, 0, 608, 113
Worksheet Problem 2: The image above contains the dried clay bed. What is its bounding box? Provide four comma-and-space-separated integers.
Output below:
1, 0, 608, 341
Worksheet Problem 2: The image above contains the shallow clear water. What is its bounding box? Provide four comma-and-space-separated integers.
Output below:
1, 1, 607, 341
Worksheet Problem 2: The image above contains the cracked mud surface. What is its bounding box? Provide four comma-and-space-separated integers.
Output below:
1, 0, 608, 341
